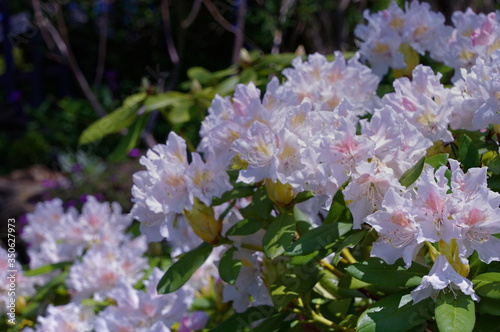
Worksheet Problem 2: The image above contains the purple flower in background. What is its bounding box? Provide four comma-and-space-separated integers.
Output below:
95, 193, 104, 201
41, 179, 59, 189
80, 194, 88, 202
71, 164, 84, 173
128, 148, 141, 158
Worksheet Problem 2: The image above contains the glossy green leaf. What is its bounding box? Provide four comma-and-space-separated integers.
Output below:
157, 242, 213, 294
240, 187, 274, 223
252, 312, 293, 332
285, 222, 352, 256
345, 258, 428, 287
458, 134, 480, 171
399, 156, 425, 188
357, 292, 434, 332
187, 66, 212, 84
79, 93, 145, 144
226, 218, 263, 236
211, 186, 255, 206
435, 291, 475, 332
215, 76, 239, 96
210, 305, 275, 332
488, 156, 500, 174
331, 229, 368, 265
271, 264, 319, 310
473, 273, 500, 300
108, 114, 148, 162
219, 247, 242, 285
425, 153, 449, 169
263, 213, 296, 259
143, 91, 190, 112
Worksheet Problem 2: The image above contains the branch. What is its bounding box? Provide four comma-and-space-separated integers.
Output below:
31, 0, 107, 117
94, 9, 109, 87
160, 0, 179, 65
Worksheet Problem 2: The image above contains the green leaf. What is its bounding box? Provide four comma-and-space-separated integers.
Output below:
211, 185, 255, 206
215, 76, 239, 96
435, 291, 475, 332
331, 229, 368, 265
345, 258, 428, 287
473, 273, 500, 300
324, 190, 352, 224
79, 93, 146, 144
263, 213, 296, 259
240, 187, 274, 223
219, 247, 242, 285
108, 114, 148, 162
476, 296, 500, 316
143, 91, 190, 112
167, 103, 191, 124
399, 156, 425, 187
226, 218, 263, 236
458, 134, 480, 171
291, 191, 314, 204
157, 242, 213, 294
357, 292, 434, 332
425, 153, 449, 169
473, 313, 500, 332
24, 261, 73, 276
187, 66, 212, 84
488, 156, 500, 174
252, 312, 293, 332
271, 264, 319, 310
285, 222, 352, 256
239, 68, 258, 84
210, 305, 275, 332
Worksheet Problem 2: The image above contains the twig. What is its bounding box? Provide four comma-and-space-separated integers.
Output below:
160, 0, 179, 65
31, 0, 107, 117
231, 0, 247, 65
181, 0, 203, 28
94, 8, 109, 87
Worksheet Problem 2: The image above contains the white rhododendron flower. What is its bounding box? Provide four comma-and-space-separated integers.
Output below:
365, 188, 422, 268
31, 303, 95, 332
95, 268, 191, 332
382, 65, 455, 143
411, 255, 479, 303
452, 50, 500, 129
67, 237, 148, 301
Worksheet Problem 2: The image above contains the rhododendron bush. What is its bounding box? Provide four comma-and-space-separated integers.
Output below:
4, 1, 500, 331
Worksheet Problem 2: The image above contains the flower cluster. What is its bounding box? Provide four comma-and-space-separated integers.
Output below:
366, 160, 500, 301
356, 0, 500, 78
11, 197, 217, 331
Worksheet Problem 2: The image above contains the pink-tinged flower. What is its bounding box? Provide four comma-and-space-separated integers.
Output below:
453, 50, 500, 129
364, 188, 422, 268
411, 255, 479, 303
344, 162, 404, 229
360, 107, 432, 178
413, 166, 460, 244
280, 52, 380, 113
454, 195, 500, 264
382, 65, 454, 143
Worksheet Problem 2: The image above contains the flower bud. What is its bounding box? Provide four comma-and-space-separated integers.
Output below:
265, 179, 295, 207
183, 198, 221, 244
